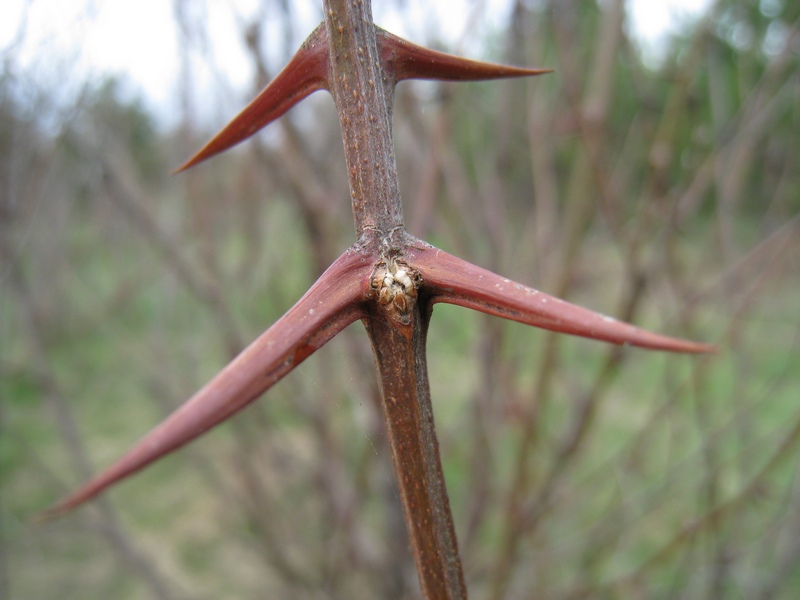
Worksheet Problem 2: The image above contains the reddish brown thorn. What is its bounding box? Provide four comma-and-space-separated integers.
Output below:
410, 245, 715, 354
36, 249, 372, 521
175, 23, 330, 173
377, 27, 552, 84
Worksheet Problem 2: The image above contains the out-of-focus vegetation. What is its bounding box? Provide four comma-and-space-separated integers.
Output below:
2, 0, 799, 598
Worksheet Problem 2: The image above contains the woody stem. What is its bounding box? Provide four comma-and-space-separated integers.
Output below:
323, 0, 466, 597
323, 0, 404, 238
364, 301, 467, 600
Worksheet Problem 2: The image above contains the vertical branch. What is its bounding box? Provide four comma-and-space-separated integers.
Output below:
323, 1, 466, 597
364, 302, 467, 599
323, 0, 404, 237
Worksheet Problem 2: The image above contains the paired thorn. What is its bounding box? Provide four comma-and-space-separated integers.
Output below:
175, 22, 551, 172
38, 238, 714, 520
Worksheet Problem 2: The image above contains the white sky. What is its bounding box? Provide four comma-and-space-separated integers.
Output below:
1, 0, 711, 127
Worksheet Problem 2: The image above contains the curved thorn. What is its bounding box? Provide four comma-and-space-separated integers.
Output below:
175, 23, 330, 173
410, 245, 715, 354
377, 27, 552, 83
37, 249, 372, 520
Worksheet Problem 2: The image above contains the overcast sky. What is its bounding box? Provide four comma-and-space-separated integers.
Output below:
1, 0, 711, 127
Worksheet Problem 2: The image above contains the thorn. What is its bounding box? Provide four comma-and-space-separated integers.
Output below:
174, 23, 330, 173
377, 27, 553, 84
35, 250, 371, 519
413, 245, 716, 355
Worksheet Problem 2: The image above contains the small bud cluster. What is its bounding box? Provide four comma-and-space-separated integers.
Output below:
370, 257, 422, 319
